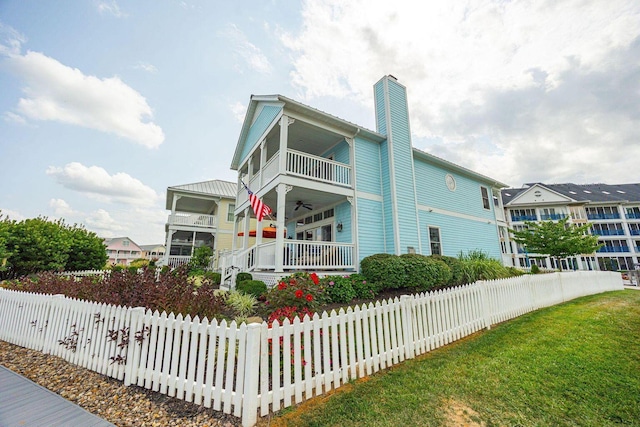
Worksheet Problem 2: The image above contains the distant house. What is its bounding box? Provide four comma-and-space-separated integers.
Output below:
162, 180, 255, 269
220, 75, 508, 284
502, 182, 640, 271
139, 244, 165, 262
104, 237, 143, 266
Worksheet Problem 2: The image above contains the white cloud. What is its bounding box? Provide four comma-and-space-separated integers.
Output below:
49, 198, 76, 217
85, 209, 127, 237
134, 61, 158, 73
0, 208, 25, 221
281, 0, 640, 185
219, 24, 272, 74
0, 23, 26, 55
97, 1, 126, 18
229, 101, 247, 123
3, 111, 26, 125
46, 162, 160, 207
5, 51, 164, 148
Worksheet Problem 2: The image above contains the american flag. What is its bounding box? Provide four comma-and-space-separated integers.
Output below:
242, 181, 272, 222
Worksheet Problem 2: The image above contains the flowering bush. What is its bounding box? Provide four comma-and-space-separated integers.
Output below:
263, 272, 328, 313
267, 306, 315, 327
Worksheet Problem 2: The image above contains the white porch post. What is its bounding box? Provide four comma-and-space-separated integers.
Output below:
243, 208, 251, 250
259, 139, 267, 188
274, 183, 288, 273
163, 194, 181, 266
279, 115, 293, 174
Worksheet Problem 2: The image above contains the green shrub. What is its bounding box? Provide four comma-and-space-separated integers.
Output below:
530, 264, 540, 274
322, 275, 356, 303
506, 266, 525, 276
189, 246, 213, 271
111, 265, 124, 272
360, 253, 407, 290
349, 273, 380, 299
128, 258, 149, 269
458, 250, 510, 282
236, 279, 267, 298
430, 255, 466, 286
401, 254, 452, 292
236, 272, 252, 282
160, 265, 170, 275
204, 271, 221, 285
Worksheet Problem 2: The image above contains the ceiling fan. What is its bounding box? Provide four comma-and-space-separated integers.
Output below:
295, 200, 312, 211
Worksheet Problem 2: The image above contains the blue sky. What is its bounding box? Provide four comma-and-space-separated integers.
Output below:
1, 0, 639, 245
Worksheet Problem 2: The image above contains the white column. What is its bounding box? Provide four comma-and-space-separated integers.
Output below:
274, 183, 288, 273
259, 139, 267, 188
243, 208, 251, 250
279, 115, 293, 175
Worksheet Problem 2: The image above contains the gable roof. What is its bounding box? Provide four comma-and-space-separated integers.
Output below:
167, 179, 236, 198
502, 182, 640, 205
231, 95, 385, 169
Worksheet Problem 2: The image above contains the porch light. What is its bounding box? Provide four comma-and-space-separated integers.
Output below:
337, 222, 343, 232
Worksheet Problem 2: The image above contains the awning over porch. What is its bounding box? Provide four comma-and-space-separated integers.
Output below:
237, 227, 285, 239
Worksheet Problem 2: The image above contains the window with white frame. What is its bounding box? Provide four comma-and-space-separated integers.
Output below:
428, 226, 442, 255
481, 186, 490, 210
227, 203, 235, 222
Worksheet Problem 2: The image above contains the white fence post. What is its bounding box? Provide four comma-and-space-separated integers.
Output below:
400, 295, 415, 359
41, 294, 67, 354
242, 323, 262, 427
124, 306, 147, 386
477, 281, 492, 330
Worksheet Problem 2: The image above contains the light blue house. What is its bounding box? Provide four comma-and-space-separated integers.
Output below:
224, 75, 508, 279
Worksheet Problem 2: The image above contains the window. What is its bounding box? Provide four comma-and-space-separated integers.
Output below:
428, 227, 441, 255
122, 240, 129, 246
227, 204, 235, 222
481, 186, 490, 210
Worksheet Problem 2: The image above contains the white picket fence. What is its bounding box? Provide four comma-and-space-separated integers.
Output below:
0, 271, 623, 426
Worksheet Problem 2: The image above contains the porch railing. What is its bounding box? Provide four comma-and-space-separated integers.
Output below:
168, 212, 217, 228
286, 149, 351, 187
166, 255, 216, 270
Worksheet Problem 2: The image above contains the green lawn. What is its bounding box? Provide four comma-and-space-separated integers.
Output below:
263, 290, 640, 427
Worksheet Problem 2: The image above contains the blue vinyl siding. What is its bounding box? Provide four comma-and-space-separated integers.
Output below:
240, 105, 281, 163
413, 160, 495, 221
386, 80, 419, 253
379, 140, 395, 253
357, 197, 386, 261
354, 137, 382, 195
374, 82, 387, 135
420, 211, 501, 259
335, 201, 351, 244
322, 139, 350, 165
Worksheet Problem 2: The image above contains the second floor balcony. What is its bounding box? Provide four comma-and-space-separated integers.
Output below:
591, 229, 625, 236
540, 213, 567, 221
239, 149, 352, 205
586, 213, 621, 220
167, 212, 217, 228
511, 214, 537, 222
597, 245, 630, 253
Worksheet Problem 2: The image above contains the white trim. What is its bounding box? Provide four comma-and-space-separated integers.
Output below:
419, 204, 496, 225
356, 191, 384, 202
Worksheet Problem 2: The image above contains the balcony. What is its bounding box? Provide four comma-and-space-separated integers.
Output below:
540, 213, 567, 221
630, 229, 640, 236
626, 212, 640, 219
167, 212, 217, 228
597, 245, 630, 253
591, 229, 625, 236
511, 214, 537, 222
238, 149, 352, 205
586, 213, 620, 220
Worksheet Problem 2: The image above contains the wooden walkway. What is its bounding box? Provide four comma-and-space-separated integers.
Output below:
0, 365, 115, 427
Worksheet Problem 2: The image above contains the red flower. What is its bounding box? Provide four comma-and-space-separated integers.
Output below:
310, 272, 319, 285
306, 294, 313, 302
295, 289, 304, 298
277, 282, 287, 290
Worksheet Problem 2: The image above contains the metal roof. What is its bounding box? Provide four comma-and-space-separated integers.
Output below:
167, 179, 236, 198
501, 182, 640, 205
0, 365, 115, 427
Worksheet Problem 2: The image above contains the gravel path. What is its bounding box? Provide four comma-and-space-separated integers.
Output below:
0, 340, 242, 427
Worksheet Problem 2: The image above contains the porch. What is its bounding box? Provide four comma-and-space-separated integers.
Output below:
219, 241, 355, 285
167, 212, 217, 228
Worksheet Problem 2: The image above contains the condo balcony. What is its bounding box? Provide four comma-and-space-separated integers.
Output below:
167, 212, 217, 228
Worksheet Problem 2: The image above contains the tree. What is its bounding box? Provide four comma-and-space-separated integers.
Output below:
0, 215, 107, 280
510, 217, 601, 271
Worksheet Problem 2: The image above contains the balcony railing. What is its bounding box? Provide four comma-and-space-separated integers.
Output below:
586, 213, 621, 220
165, 255, 216, 270
511, 214, 537, 222
630, 229, 640, 236
540, 213, 567, 220
286, 149, 351, 187
597, 246, 630, 253
591, 229, 625, 236
626, 212, 640, 219
168, 213, 217, 228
